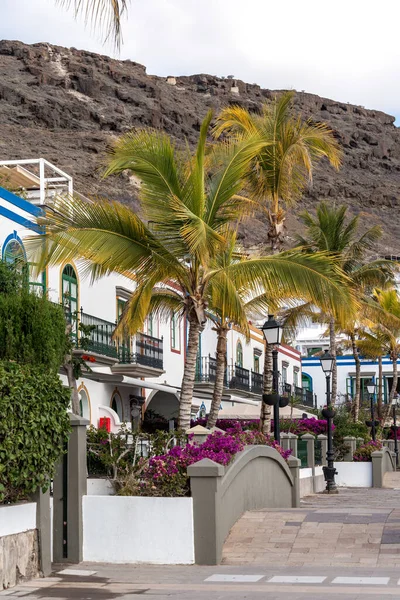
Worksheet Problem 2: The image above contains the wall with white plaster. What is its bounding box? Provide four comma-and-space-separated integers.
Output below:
334, 462, 372, 487
87, 479, 114, 495
0, 503, 36, 537
83, 496, 194, 564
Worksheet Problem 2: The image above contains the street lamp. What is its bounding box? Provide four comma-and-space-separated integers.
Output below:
366, 381, 376, 442
262, 315, 283, 444
392, 397, 399, 468
319, 349, 338, 493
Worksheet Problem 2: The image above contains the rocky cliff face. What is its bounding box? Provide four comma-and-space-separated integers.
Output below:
1, 40, 400, 251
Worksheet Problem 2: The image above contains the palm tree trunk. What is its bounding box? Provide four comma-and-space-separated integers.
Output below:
178, 317, 202, 430
350, 333, 360, 422
260, 342, 272, 434
389, 352, 398, 403
377, 355, 383, 420
267, 210, 285, 253
329, 317, 337, 405
207, 327, 228, 429
65, 361, 80, 415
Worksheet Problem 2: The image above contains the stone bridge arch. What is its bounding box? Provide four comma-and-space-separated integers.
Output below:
188, 446, 300, 564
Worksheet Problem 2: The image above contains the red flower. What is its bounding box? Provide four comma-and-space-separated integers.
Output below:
82, 354, 96, 363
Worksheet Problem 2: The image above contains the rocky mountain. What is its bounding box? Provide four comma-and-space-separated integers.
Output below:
1, 39, 400, 252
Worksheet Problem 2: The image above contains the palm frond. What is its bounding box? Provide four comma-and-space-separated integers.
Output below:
56, 0, 128, 49
25, 195, 185, 282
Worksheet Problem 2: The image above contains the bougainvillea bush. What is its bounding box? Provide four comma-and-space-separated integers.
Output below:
353, 440, 382, 462
117, 424, 291, 497
193, 418, 330, 436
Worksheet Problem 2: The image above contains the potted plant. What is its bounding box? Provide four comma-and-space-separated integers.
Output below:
321, 405, 335, 419
262, 392, 279, 406
279, 395, 290, 408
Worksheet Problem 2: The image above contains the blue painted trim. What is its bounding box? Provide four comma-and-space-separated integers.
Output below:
0, 186, 43, 217
302, 360, 395, 368
2, 231, 27, 260
0, 205, 43, 234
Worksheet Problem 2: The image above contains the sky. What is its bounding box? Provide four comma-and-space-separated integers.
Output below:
1, 0, 400, 123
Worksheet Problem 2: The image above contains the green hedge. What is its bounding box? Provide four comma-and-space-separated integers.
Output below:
0, 292, 67, 371
0, 361, 71, 503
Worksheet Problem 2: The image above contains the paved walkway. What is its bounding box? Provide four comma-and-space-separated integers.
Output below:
5, 563, 400, 599
223, 487, 400, 568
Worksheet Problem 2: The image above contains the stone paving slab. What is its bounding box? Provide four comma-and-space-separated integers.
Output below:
222, 487, 400, 567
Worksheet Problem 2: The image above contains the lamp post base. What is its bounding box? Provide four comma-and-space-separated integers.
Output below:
322, 465, 339, 494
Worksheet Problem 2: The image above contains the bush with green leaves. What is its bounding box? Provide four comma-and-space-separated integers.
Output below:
332, 404, 371, 460
0, 361, 71, 503
0, 262, 67, 371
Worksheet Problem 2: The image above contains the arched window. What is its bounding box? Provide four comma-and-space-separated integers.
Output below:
111, 392, 123, 421
3, 237, 25, 267
79, 388, 90, 420
62, 264, 78, 337
302, 372, 313, 391
236, 341, 243, 368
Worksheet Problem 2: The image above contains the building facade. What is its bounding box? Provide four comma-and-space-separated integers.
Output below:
0, 158, 304, 429
302, 354, 400, 408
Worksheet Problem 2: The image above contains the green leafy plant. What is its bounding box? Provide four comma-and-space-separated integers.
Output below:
0, 362, 71, 503
353, 440, 382, 462
0, 284, 67, 371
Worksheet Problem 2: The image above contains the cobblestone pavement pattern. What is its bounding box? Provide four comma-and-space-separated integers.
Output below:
3, 485, 400, 599
223, 486, 400, 568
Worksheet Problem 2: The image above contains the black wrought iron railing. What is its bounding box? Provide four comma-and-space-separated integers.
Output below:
118, 333, 164, 370
229, 364, 250, 392
195, 355, 218, 383
80, 309, 118, 359
293, 385, 316, 408
195, 357, 264, 394
294, 385, 303, 398
251, 371, 263, 394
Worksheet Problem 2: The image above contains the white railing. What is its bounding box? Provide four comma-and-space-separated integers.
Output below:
0, 158, 73, 204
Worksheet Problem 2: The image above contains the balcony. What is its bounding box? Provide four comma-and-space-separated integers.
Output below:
228, 364, 250, 393
73, 310, 118, 366
195, 356, 218, 384
194, 356, 263, 397
60, 306, 164, 375
294, 385, 317, 408
251, 371, 263, 395
112, 332, 164, 378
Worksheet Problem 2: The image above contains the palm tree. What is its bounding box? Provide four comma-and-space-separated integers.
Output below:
28, 117, 352, 431
203, 236, 353, 429
372, 289, 400, 404
57, 0, 128, 48
144, 242, 353, 431
357, 328, 389, 420
214, 92, 342, 252
294, 202, 393, 406
29, 112, 269, 430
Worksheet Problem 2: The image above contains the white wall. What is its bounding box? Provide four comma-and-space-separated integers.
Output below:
87, 479, 114, 495
334, 462, 372, 487
83, 496, 194, 564
0, 503, 36, 537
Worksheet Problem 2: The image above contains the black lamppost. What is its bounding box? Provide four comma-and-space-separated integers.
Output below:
320, 349, 338, 494
366, 381, 377, 442
262, 315, 283, 444
392, 397, 399, 468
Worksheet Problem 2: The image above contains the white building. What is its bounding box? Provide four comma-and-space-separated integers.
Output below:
0, 158, 306, 429
302, 354, 400, 407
